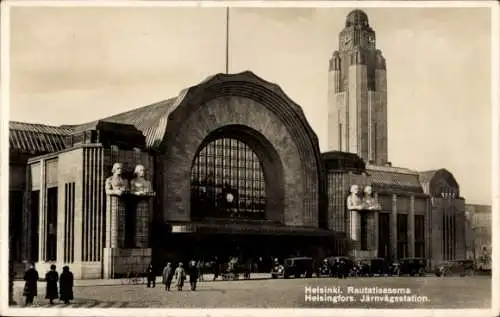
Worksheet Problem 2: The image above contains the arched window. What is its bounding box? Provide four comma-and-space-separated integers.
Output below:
191, 137, 267, 220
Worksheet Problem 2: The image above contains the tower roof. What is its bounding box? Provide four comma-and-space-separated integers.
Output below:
345, 9, 369, 27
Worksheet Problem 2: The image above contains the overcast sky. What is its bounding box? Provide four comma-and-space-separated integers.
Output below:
8, 5, 492, 205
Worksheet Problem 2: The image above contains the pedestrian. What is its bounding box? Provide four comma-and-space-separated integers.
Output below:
188, 260, 199, 291
59, 266, 74, 305
162, 262, 174, 291
23, 263, 39, 306
212, 256, 220, 281
197, 260, 204, 282
146, 263, 156, 288
174, 262, 186, 291
45, 265, 59, 305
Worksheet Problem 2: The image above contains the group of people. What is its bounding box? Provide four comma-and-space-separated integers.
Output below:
147, 261, 201, 292
23, 264, 74, 306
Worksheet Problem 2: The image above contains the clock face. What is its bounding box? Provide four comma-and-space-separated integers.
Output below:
226, 193, 234, 203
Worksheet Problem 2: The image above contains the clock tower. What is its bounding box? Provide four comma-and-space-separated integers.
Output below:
327, 9, 388, 165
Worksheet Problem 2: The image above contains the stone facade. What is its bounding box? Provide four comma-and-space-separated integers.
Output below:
323, 152, 435, 262
419, 170, 466, 267
20, 144, 154, 279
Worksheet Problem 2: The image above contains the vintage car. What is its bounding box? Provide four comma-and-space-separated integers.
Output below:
398, 258, 427, 276
356, 259, 372, 277
281, 257, 316, 279
353, 258, 388, 277
434, 260, 475, 277
368, 258, 389, 276
326, 256, 357, 278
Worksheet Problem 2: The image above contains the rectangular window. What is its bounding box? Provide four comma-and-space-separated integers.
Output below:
339, 123, 342, 151
397, 214, 408, 260
414, 215, 425, 258
452, 215, 456, 260
45, 187, 58, 262
378, 213, 390, 259
64, 183, 75, 263
30, 190, 40, 262
9, 190, 23, 262
442, 213, 447, 260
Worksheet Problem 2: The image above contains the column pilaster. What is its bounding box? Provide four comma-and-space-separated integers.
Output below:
391, 194, 398, 260
373, 193, 380, 257
22, 167, 32, 261
350, 210, 361, 254
38, 159, 46, 263
408, 195, 415, 257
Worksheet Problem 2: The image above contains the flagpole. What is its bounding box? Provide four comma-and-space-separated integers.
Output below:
225, 6, 229, 74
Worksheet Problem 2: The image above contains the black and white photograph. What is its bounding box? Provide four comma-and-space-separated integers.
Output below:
1, 0, 498, 316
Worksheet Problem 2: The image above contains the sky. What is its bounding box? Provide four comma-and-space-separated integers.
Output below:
8, 4, 493, 205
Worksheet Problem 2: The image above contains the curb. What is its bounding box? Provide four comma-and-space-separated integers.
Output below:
14, 274, 273, 288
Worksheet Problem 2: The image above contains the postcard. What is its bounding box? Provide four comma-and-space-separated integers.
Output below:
1, 1, 498, 317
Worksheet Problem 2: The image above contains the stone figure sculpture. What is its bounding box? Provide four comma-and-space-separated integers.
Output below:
362, 185, 381, 210
130, 164, 155, 197
105, 163, 129, 196
347, 185, 363, 210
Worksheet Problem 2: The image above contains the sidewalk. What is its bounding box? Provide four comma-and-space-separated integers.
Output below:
13, 273, 272, 288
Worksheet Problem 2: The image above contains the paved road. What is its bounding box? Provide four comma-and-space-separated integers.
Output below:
11, 275, 491, 309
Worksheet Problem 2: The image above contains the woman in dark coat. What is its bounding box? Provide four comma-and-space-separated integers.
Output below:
23, 264, 39, 305
59, 266, 74, 305
45, 265, 59, 305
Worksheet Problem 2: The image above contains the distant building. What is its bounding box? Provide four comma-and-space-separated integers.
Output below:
465, 204, 492, 270
8, 9, 468, 279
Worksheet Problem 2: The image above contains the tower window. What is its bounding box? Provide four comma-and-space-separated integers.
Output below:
339, 123, 343, 151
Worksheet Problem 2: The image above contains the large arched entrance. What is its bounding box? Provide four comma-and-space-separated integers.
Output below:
158, 72, 324, 227
190, 124, 284, 221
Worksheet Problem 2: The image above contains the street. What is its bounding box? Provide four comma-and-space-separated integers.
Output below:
11, 274, 491, 309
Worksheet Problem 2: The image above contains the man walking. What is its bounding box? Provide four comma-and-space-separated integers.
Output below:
162, 263, 174, 291
188, 260, 199, 291
146, 263, 156, 288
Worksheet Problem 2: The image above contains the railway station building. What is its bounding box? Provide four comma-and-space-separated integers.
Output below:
8, 10, 467, 279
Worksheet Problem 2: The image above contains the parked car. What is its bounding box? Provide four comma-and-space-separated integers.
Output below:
356, 259, 372, 277
398, 258, 426, 276
369, 258, 389, 276
434, 260, 475, 277
282, 257, 315, 279
326, 256, 357, 278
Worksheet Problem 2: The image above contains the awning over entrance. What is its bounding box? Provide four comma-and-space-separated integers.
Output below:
166, 220, 344, 237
